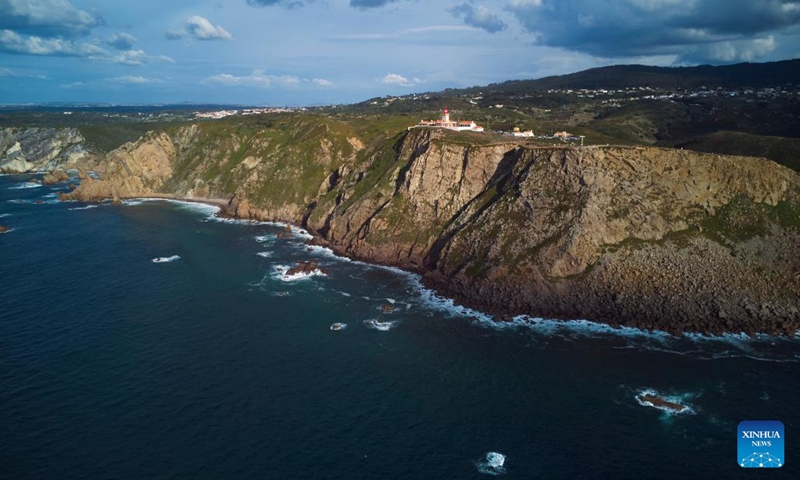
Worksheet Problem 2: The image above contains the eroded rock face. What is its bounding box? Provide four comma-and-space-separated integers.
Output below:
0, 127, 93, 173
42, 170, 70, 185
58, 120, 800, 335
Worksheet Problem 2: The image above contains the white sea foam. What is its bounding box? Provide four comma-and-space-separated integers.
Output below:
634, 388, 696, 416
330, 323, 347, 331
8, 182, 42, 189
0, 227, 13, 234
305, 244, 351, 260
68, 205, 98, 211
363, 319, 398, 331
255, 234, 275, 243
476, 452, 507, 476
273, 265, 328, 282
256, 251, 273, 258
152, 255, 181, 263
0, 213, 11, 218
292, 227, 313, 240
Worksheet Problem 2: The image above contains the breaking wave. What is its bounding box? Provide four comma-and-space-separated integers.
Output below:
273, 265, 327, 282
476, 452, 507, 476
363, 319, 398, 331
152, 255, 181, 263
68, 205, 98, 211
8, 182, 41, 189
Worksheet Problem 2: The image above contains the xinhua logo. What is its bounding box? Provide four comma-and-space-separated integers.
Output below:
738, 420, 784, 468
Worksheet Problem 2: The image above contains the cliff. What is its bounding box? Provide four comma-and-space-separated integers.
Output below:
63, 115, 800, 335
0, 127, 96, 173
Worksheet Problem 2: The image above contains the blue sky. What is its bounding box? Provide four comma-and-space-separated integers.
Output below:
1, 0, 799, 105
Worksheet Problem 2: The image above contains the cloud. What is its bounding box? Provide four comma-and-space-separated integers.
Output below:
505, 0, 800, 62
380, 73, 418, 86
311, 78, 334, 86
109, 75, 161, 85
108, 49, 174, 66
166, 15, 232, 41
0, 28, 104, 55
330, 25, 479, 42
105, 32, 136, 50
0, 67, 47, 79
246, 0, 316, 8
0, 29, 173, 65
450, 2, 507, 33
350, 0, 403, 9
61, 75, 164, 89
0, 0, 100, 37
207, 70, 300, 87
680, 35, 778, 63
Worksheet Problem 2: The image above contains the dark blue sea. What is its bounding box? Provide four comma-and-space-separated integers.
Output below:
2, 173, 799, 479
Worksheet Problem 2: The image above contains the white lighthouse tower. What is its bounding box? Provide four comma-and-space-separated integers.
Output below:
443, 107, 450, 123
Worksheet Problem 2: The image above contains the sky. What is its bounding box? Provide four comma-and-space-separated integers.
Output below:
0, 0, 799, 105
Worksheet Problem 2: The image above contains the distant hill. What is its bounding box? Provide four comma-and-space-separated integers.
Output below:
471, 59, 800, 92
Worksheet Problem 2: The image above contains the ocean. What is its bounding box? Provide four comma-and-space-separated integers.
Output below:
1, 173, 798, 479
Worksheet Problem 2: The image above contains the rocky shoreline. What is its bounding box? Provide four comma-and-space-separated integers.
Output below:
54, 121, 800, 337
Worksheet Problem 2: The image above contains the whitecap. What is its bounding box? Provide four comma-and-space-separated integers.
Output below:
330, 323, 347, 331
0, 213, 11, 218
476, 452, 507, 476
255, 234, 275, 243
8, 182, 42, 189
386, 298, 396, 304
272, 265, 327, 282
152, 255, 180, 263
68, 205, 98, 211
256, 251, 273, 258
363, 319, 398, 331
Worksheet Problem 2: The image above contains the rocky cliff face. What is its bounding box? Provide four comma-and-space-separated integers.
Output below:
0, 127, 94, 173
63, 116, 800, 335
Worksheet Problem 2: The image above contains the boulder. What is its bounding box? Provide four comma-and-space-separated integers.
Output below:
286, 260, 329, 276
42, 170, 70, 185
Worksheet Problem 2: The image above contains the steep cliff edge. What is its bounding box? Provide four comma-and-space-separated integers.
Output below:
63, 116, 800, 335
0, 127, 96, 173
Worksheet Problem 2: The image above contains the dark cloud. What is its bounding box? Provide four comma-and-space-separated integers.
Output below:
0, 0, 100, 38
349, 0, 403, 9
506, 0, 800, 62
246, 0, 316, 8
450, 2, 507, 33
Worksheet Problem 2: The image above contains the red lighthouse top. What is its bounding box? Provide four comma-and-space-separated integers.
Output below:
444, 108, 448, 114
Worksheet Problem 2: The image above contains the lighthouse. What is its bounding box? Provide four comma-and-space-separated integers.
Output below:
443, 108, 450, 123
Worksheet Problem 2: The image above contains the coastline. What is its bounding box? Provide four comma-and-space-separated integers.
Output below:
61, 190, 799, 339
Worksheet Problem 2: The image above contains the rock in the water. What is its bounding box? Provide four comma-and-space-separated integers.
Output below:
636, 393, 690, 413
286, 260, 330, 276
381, 304, 395, 313
42, 170, 70, 185
0, 225, 10, 233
